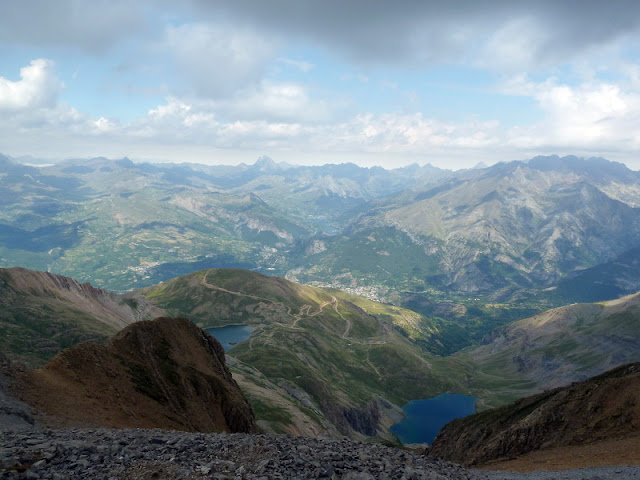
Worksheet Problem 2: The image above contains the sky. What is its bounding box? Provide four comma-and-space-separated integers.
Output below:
1, 1, 640, 170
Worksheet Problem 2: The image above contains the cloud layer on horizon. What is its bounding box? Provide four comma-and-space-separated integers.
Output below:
1, 1, 639, 168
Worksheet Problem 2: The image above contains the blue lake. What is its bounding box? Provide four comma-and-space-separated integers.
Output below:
390, 393, 477, 445
205, 325, 255, 351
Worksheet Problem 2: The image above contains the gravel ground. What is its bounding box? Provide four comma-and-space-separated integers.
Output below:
2, 369, 639, 480
1, 427, 478, 479
481, 466, 640, 480
2, 427, 640, 480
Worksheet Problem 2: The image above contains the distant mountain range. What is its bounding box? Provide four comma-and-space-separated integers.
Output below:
294, 155, 640, 302
0, 153, 448, 291
2, 153, 640, 310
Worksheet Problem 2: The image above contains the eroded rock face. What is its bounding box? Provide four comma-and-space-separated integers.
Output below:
17, 317, 259, 433
342, 402, 381, 436
0, 355, 34, 430
427, 363, 640, 466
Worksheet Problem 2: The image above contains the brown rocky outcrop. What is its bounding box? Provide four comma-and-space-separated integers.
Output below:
427, 362, 640, 466
16, 317, 258, 433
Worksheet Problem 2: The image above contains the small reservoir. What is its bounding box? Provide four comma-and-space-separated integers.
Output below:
390, 393, 477, 445
205, 325, 255, 351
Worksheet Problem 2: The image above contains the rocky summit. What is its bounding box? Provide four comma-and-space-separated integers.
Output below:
12, 317, 258, 433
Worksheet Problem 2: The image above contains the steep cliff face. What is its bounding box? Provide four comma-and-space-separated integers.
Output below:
17, 317, 258, 433
427, 363, 640, 466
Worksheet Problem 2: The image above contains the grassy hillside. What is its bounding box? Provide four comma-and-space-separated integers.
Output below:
5, 265, 640, 442
139, 268, 470, 439
460, 292, 640, 407
550, 246, 640, 303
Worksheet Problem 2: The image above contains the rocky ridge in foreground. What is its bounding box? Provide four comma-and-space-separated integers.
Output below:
3, 427, 640, 480
428, 362, 640, 467
1, 427, 475, 480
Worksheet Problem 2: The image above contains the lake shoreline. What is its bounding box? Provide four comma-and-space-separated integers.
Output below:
391, 393, 477, 445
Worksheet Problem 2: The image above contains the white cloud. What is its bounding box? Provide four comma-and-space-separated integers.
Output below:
317, 114, 501, 153
164, 23, 278, 98
92, 117, 120, 134
0, 59, 62, 110
144, 97, 217, 133
217, 81, 334, 123
504, 74, 640, 151
3, 53, 640, 170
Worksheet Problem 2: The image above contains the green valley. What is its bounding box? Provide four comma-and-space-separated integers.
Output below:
137, 268, 471, 438
3, 265, 640, 443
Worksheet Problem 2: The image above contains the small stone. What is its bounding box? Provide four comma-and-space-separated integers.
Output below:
319, 465, 335, 478
175, 468, 192, 479
341, 472, 375, 480
30, 459, 47, 469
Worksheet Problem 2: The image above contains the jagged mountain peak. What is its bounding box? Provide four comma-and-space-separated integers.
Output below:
253, 155, 276, 167
251, 155, 287, 172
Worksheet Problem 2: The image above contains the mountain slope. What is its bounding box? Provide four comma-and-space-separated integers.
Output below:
139, 268, 469, 439
551, 246, 640, 303
461, 291, 640, 407
0, 157, 313, 290
0, 267, 158, 367
294, 156, 640, 301
428, 362, 640, 467
0, 155, 448, 290
4, 265, 640, 443
15, 317, 258, 433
